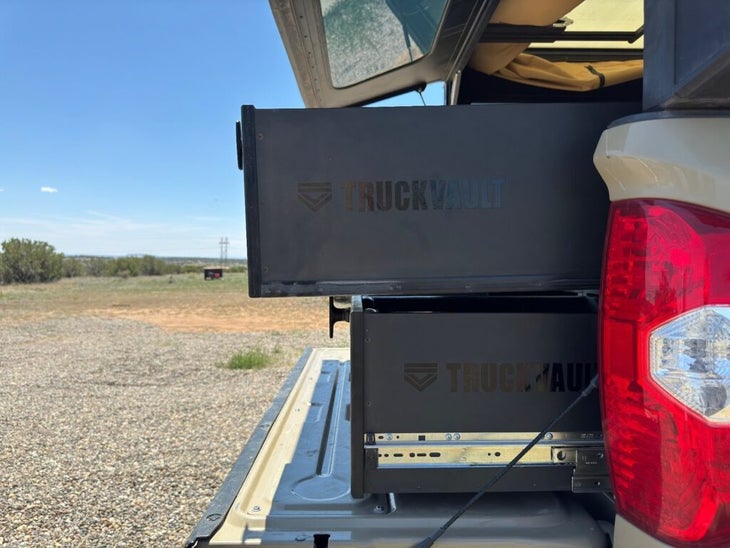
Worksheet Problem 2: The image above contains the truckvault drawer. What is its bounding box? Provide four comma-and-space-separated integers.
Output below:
349, 294, 606, 498
241, 101, 639, 297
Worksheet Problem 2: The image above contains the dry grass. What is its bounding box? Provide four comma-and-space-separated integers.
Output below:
0, 272, 350, 382
0, 273, 342, 335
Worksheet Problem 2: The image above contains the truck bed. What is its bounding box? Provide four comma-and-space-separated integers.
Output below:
187, 348, 611, 547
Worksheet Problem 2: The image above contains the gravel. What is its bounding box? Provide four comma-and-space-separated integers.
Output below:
0, 316, 348, 547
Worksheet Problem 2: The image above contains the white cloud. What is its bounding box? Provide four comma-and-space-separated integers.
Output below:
40, 186, 58, 193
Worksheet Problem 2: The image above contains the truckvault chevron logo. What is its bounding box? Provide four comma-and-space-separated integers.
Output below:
404, 363, 438, 392
297, 182, 332, 212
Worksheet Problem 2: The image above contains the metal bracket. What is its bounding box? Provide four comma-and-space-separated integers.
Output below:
329, 296, 351, 338
552, 447, 610, 493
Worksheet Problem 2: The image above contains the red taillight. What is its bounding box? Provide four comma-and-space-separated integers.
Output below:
601, 199, 730, 547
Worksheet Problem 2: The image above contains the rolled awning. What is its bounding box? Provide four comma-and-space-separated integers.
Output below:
469, 0, 643, 91
472, 51, 643, 91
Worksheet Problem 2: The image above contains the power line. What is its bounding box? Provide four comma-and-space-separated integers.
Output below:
219, 237, 229, 267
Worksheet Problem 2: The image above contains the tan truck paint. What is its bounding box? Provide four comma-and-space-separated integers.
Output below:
594, 116, 730, 212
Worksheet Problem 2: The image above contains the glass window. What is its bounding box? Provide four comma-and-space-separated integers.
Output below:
542, 0, 643, 49
320, 0, 448, 88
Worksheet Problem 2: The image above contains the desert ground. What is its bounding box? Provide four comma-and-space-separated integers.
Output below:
0, 273, 349, 547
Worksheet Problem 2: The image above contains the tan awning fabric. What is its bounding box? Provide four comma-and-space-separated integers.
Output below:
474, 0, 585, 74
473, 52, 643, 91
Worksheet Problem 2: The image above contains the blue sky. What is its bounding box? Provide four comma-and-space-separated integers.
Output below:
0, 1, 441, 258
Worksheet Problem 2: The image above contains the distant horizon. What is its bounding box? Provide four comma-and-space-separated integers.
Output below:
60, 252, 247, 262
0, 232, 248, 261
0, 235, 247, 261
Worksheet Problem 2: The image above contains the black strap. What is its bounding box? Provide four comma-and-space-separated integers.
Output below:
586, 65, 607, 87
413, 374, 600, 548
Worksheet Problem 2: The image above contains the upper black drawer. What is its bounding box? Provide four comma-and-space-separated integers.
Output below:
241, 101, 638, 297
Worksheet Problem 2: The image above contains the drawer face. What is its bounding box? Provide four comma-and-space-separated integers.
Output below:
357, 310, 600, 434
243, 102, 639, 297
349, 296, 604, 496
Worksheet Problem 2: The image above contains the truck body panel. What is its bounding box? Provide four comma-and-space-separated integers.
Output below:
594, 114, 730, 210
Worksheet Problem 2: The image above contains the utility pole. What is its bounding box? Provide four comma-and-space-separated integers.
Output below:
219, 237, 229, 267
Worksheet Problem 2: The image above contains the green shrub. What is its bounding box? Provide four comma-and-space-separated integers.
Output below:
223, 349, 271, 370
85, 257, 108, 277
102, 255, 182, 278
62, 257, 86, 278
0, 238, 63, 284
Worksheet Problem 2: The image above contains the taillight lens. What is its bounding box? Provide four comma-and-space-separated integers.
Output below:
651, 306, 730, 422
600, 199, 730, 547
